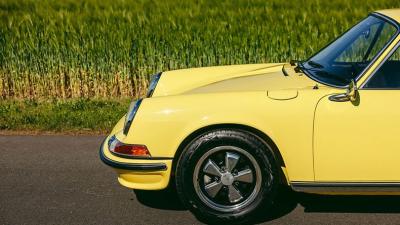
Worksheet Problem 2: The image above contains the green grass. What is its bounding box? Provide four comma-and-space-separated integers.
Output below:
0, 99, 129, 132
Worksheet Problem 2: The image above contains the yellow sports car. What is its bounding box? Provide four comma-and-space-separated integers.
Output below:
100, 9, 400, 223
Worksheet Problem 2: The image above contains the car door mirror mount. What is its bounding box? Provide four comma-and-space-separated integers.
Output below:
329, 79, 358, 102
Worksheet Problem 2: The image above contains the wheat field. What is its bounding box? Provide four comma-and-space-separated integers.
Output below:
1, 0, 400, 99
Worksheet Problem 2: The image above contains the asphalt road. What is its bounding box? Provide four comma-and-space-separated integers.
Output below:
2, 136, 400, 225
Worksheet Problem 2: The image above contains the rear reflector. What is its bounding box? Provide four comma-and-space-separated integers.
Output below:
108, 136, 150, 157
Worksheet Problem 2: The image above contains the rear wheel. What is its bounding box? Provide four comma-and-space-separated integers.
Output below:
175, 129, 279, 223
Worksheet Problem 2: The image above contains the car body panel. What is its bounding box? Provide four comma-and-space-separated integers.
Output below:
117, 87, 332, 182
314, 89, 400, 182
185, 66, 317, 94
153, 63, 298, 97
377, 9, 400, 24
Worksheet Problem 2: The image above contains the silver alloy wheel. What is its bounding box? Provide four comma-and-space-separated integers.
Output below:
193, 146, 262, 212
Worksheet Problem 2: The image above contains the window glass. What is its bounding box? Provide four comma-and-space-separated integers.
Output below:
302, 16, 397, 87
366, 24, 398, 61
335, 23, 382, 63
365, 46, 400, 88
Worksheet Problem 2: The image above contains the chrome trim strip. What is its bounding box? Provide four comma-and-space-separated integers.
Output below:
360, 40, 400, 89
109, 150, 173, 160
291, 182, 400, 193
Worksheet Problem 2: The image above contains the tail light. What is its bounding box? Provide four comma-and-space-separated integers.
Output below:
108, 136, 150, 158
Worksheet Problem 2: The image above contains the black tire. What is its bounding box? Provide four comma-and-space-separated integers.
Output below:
175, 129, 279, 224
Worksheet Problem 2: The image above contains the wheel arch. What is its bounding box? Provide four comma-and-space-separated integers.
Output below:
171, 123, 288, 185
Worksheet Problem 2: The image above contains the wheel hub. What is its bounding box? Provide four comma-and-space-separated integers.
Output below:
221, 172, 234, 186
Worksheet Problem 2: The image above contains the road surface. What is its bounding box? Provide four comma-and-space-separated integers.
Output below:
1, 135, 400, 225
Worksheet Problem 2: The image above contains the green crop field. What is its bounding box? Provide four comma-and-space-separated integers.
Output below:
2, 0, 400, 99
0, 0, 399, 132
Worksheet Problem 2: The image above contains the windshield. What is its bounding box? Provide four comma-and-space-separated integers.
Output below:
302, 15, 398, 87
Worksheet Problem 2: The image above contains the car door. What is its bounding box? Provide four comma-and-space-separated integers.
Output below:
314, 43, 400, 182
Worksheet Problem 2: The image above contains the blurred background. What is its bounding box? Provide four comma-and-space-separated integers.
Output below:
1, 0, 400, 132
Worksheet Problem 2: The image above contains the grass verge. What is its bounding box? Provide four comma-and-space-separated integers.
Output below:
0, 99, 130, 134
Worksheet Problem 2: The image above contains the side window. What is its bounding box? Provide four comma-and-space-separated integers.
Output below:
364, 46, 400, 89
